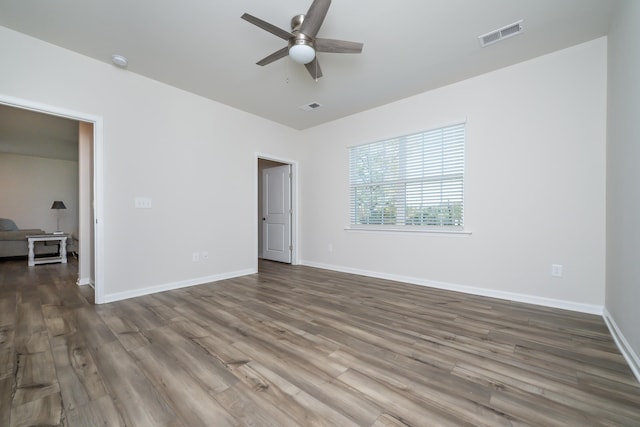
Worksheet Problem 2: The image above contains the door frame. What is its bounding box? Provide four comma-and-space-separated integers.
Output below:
0, 94, 105, 303
256, 153, 298, 265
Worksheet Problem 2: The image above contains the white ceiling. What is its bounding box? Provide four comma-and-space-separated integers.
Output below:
0, 0, 616, 130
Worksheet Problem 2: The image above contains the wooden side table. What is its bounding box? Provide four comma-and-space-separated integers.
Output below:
26, 234, 68, 266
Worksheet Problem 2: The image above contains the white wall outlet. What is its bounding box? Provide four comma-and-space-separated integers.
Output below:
134, 197, 152, 209
328, 243, 333, 253
201, 251, 209, 260
192, 252, 200, 262
551, 264, 563, 278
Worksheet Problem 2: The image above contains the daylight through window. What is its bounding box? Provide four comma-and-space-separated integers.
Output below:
349, 123, 465, 230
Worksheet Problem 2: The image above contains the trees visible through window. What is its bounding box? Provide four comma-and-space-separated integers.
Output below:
349, 123, 465, 230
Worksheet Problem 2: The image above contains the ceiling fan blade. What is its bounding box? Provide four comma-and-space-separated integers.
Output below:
300, 0, 331, 38
305, 58, 323, 79
315, 38, 363, 54
256, 47, 289, 66
241, 13, 293, 41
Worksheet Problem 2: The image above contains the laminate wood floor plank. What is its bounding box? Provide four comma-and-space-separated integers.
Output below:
133, 343, 237, 427
453, 361, 640, 425
215, 382, 301, 427
0, 376, 12, 426
329, 347, 493, 411
51, 331, 109, 412
234, 339, 382, 426
243, 360, 366, 427
144, 325, 240, 392
0, 325, 15, 379
42, 304, 77, 338
38, 283, 63, 306
190, 303, 383, 425
0, 297, 15, 329
515, 343, 639, 387
106, 298, 169, 332
338, 368, 475, 427
329, 349, 516, 427
65, 393, 126, 427
371, 412, 414, 427
73, 305, 118, 352
97, 306, 151, 352
14, 301, 46, 342
10, 391, 62, 427
13, 350, 59, 401
78, 284, 95, 305
489, 328, 631, 373
1, 258, 639, 426
91, 340, 181, 426
230, 361, 351, 427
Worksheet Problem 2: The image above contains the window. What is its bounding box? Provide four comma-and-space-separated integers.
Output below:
349, 123, 465, 231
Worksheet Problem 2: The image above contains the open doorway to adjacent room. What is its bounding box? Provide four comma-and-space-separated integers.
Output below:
0, 98, 101, 298
257, 156, 297, 264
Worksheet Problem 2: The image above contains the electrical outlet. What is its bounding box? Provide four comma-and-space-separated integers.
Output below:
328, 244, 333, 253
202, 251, 209, 260
551, 264, 563, 278
192, 252, 200, 262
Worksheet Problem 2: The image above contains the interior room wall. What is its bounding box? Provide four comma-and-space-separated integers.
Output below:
0, 152, 79, 234
0, 25, 301, 301
606, 0, 640, 375
299, 37, 607, 312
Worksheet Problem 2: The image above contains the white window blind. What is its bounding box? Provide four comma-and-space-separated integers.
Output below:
349, 123, 465, 230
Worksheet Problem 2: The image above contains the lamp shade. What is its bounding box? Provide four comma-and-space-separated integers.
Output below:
51, 201, 66, 210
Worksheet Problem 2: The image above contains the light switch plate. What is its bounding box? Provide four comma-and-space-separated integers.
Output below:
135, 197, 152, 209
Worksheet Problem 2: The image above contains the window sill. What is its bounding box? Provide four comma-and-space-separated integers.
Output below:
344, 226, 472, 236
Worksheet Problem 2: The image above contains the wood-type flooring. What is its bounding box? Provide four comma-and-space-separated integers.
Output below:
1, 257, 639, 426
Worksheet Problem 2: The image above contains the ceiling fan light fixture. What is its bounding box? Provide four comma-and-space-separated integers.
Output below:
289, 44, 315, 64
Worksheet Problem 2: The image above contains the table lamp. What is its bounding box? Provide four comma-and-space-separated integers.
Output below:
51, 200, 66, 234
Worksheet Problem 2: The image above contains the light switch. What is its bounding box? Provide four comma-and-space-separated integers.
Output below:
135, 197, 152, 209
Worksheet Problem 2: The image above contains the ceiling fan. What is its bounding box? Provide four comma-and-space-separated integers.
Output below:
241, 0, 363, 80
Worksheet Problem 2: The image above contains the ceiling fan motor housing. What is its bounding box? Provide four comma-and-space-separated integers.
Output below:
291, 14, 305, 32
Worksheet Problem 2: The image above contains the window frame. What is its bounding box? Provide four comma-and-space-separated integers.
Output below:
348, 122, 466, 233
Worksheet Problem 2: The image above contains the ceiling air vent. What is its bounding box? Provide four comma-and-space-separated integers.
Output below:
478, 20, 523, 47
299, 102, 323, 112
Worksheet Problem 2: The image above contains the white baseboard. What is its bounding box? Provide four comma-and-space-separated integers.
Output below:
101, 268, 257, 304
300, 260, 603, 315
603, 308, 640, 382
77, 277, 92, 286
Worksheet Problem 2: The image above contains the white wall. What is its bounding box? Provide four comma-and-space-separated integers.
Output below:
0, 152, 79, 234
606, 0, 640, 376
0, 26, 300, 301
300, 38, 607, 311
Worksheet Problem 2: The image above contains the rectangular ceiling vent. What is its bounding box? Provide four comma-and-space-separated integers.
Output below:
478, 20, 523, 47
299, 102, 323, 112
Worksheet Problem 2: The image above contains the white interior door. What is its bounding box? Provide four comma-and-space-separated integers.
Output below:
262, 164, 291, 263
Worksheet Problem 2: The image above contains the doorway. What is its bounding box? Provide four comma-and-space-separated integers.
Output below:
257, 156, 296, 264
0, 95, 103, 301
